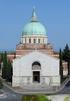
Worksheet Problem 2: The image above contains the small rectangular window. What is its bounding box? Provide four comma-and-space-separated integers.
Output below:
34, 39, 36, 43
38, 39, 40, 43
25, 38, 26, 43
29, 38, 31, 43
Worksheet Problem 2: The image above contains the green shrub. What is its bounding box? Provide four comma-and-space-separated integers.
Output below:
37, 95, 50, 101
21, 95, 50, 101
22, 95, 31, 101
64, 96, 70, 101
0, 79, 3, 89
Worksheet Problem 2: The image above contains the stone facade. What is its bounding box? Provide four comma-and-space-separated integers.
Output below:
12, 51, 60, 87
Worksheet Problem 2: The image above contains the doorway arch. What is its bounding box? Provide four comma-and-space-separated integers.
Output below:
32, 61, 41, 83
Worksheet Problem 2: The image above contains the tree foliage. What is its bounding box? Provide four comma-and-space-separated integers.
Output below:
21, 95, 50, 101
0, 53, 4, 70
62, 44, 70, 61
2, 51, 12, 82
59, 49, 63, 83
6, 60, 12, 82
2, 51, 8, 79
59, 44, 70, 82
62, 44, 70, 76
0, 79, 3, 89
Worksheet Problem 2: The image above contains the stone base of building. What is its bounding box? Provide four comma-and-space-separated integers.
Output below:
12, 76, 60, 87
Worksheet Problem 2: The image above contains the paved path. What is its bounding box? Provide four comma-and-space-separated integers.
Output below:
2, 82, 70, 95
0, 84, 70, 101
0, 85, 22, 101
59, 86, 70, 94
11, 84, 70, 95
0, 79, 70, 101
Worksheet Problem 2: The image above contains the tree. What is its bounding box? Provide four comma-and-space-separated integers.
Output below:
59, 49, 63, 83
62, 44, 70, 76
21, 95, 50, 101
0, 52, 3, 62
62, 44, 69, 61
6, 60, 12, 82
0, 52, 3, 70
2, 51, 8, 79
0, 79, 3, 89
2, 51, 12, 82
68, 51, 70, 75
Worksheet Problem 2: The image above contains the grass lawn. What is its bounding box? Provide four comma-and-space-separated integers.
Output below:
21, 95, 50, 101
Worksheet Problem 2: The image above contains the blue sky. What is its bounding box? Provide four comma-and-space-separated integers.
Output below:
0, 0, 70, 51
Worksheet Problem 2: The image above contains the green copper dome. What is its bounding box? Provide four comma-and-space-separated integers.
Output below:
22, 8, 47, 36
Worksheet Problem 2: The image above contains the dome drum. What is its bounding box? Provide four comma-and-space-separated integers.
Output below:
21, 35, 48, 44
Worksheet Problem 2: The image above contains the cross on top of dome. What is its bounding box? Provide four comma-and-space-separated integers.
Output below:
31, 7, 38, 22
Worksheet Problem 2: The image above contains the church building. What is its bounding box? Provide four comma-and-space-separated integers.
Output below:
12, 9, 61, 87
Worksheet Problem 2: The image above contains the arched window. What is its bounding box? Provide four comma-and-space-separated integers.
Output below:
32, 61, 41, 66
32, 61, 41, 70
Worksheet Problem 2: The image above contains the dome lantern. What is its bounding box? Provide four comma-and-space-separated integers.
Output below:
31, 7, 38, 22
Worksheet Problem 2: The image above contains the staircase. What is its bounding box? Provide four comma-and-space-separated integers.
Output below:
55, 76, 70, 92
9, 76, 70, 94
21, 83, 54, 91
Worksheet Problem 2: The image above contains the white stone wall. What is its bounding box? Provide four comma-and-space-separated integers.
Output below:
12, 51, 60, 87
